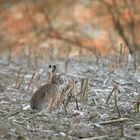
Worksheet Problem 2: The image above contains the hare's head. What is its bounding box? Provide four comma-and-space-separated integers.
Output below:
48, 65, 63, 85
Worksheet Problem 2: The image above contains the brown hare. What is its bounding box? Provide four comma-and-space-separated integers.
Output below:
30, 65, 63, 113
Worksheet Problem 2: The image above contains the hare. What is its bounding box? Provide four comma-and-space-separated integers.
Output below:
30, 65, 63, 113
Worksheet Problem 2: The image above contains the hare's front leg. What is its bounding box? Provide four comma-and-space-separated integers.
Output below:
48, 96, 56, 113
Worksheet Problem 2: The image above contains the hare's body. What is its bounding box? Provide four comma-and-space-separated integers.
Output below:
30, 65, 63, 112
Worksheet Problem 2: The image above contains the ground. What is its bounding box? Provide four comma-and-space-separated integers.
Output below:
0, 53, 140, 140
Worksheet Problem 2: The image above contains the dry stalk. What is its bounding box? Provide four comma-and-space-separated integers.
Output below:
58, 86, 67, 104
122, 44, 129, 67
95, 51, 100, 64
125, 53, 129, 67
116, 57, 120, 68
106, 84, 118, 104
120, 125, 124, 137
109, 57, 114, 70
72, 78, 76, 97
58, 88, 68, 113
75, 98, 79, 110
62, 100, 67, 113
92, 97, 96, 106
27, 72, 35, 90
72, 78, 79, 110
7, 47, 12, 65
133, 52, 140, 72
110, 56, 119, 70
115, 57, 118, 68
34, 74, 41, 87
118, 43, 124, 68
133, 55, 137, 71
84, 78, 89, 100
64, 86, 73, 107
106, 84, 122, 117
80, 78, 89, 101
65, 59, 69, 72
118, 43, 126, 68
61, 83, 73, 107
80, 78, 84, 101
137, 102, 140, 113
17, 71, 27, 89
15, 68, 22, 88
114, 90, 122, 117
28, 46, 31, 67
34, 51, 38, 68
120, 43, 123, 54
133, 95, 140, 113
58, 83, 73, 113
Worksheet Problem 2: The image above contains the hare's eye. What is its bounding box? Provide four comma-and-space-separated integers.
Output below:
58, 77, 63, 84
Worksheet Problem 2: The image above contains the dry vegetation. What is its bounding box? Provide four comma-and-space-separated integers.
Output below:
0, 47, 140, 140
0, 0, 140, 140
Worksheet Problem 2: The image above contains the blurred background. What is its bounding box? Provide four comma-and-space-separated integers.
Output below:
0, 0, 140, 59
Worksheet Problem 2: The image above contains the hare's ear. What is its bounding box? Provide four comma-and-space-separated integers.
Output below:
52, 65, 56, 73
49, 65, 52, 73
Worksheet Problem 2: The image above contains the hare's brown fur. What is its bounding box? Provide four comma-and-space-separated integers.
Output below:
30, 65, 62, 113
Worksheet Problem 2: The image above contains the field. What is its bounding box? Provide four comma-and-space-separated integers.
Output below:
0, 51, 140, 140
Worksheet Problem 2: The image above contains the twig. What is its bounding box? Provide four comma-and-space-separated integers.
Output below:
99, 118, 131, 125
2, 111, 20, 120
22, 113, 41, 123
22, 113, 49, 124
66, 73, 88, 79
12, 113, 49, 124
80, 135, 108, 140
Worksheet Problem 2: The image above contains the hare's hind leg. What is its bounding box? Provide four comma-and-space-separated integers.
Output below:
30, 96, 43, 111
37, 102, 43, 111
